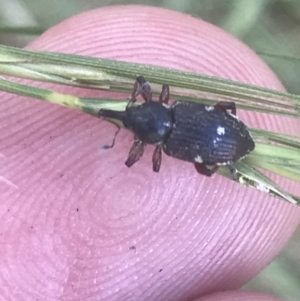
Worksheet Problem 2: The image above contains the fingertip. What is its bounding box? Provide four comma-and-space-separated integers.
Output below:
1, 5, 299, 301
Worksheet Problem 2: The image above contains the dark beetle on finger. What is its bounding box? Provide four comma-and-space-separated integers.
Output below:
98, 76, 255, 179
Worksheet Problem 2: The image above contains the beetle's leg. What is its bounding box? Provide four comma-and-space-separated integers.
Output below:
101, 125, 121, 149
137, 76, 152, 102
127, 76, 152, 108
227, 164, 237, 181
159, 84, 170, 104
194, 163, 219, 177
127, 79, 139, 108
216, 101, 236, 115
125, 139, 146, 168
152, 146, 162, 172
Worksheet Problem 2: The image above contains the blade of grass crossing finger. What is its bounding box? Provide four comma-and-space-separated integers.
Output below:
0, 45, 300, 118
0, 76, 128, 117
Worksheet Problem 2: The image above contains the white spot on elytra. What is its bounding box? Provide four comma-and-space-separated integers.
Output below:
205, 106, 214, 111
163, 121, 171, 127
194, 155, 203, 163
217, 126, 225, 135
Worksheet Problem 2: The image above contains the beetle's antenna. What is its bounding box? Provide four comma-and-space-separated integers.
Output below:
101, 126, 121, 149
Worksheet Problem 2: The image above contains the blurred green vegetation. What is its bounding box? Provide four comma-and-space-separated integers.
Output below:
0, 1, 299, 300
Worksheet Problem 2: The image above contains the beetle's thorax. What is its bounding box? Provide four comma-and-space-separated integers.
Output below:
123, 102, 173, 144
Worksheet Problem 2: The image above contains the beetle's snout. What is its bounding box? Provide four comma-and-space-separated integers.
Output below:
98, 109, 126, 123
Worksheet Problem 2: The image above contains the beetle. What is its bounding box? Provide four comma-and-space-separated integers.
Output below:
98, 76, 255, 179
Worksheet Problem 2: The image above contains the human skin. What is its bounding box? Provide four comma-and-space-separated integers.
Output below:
0, 5, 299, 301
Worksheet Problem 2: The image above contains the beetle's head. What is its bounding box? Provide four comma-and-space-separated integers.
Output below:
123, 102, 172, 144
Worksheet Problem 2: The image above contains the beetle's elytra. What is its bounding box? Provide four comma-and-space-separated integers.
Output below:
98, 76, 255, 179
